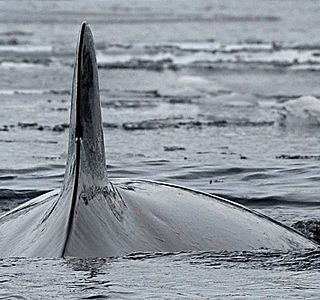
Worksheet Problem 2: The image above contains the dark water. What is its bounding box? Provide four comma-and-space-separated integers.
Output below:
1, 0, 320, 298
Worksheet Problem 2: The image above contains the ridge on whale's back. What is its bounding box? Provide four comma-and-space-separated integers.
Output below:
0, 22, 317, 258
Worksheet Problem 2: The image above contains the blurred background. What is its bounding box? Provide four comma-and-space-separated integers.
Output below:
1, 0, 320, 223
1, 1, 320, 299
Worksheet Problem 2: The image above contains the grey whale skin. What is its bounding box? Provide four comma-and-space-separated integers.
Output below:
0, 23, 317, 258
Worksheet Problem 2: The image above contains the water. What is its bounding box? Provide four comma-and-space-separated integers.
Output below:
0, 0, 320, 298
0, 251, 320, 299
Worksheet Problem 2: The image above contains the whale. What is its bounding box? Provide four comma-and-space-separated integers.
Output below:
0, 23, 317, 258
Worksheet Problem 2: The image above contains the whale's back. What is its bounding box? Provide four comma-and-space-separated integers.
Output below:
0, 178, 316, 258
0, 23, 317, 258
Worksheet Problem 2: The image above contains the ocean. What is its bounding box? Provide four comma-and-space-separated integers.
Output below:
0, 0, 320, 298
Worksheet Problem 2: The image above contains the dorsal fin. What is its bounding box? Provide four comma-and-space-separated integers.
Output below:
61, 22, 109, 256
64, 22, 107, 185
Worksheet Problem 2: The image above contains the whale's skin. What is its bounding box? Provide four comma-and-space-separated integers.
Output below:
0, 178, 317, 257
0, 23, 317, 258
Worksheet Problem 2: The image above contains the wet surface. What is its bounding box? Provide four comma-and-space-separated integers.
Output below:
1, 0, 320, 298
